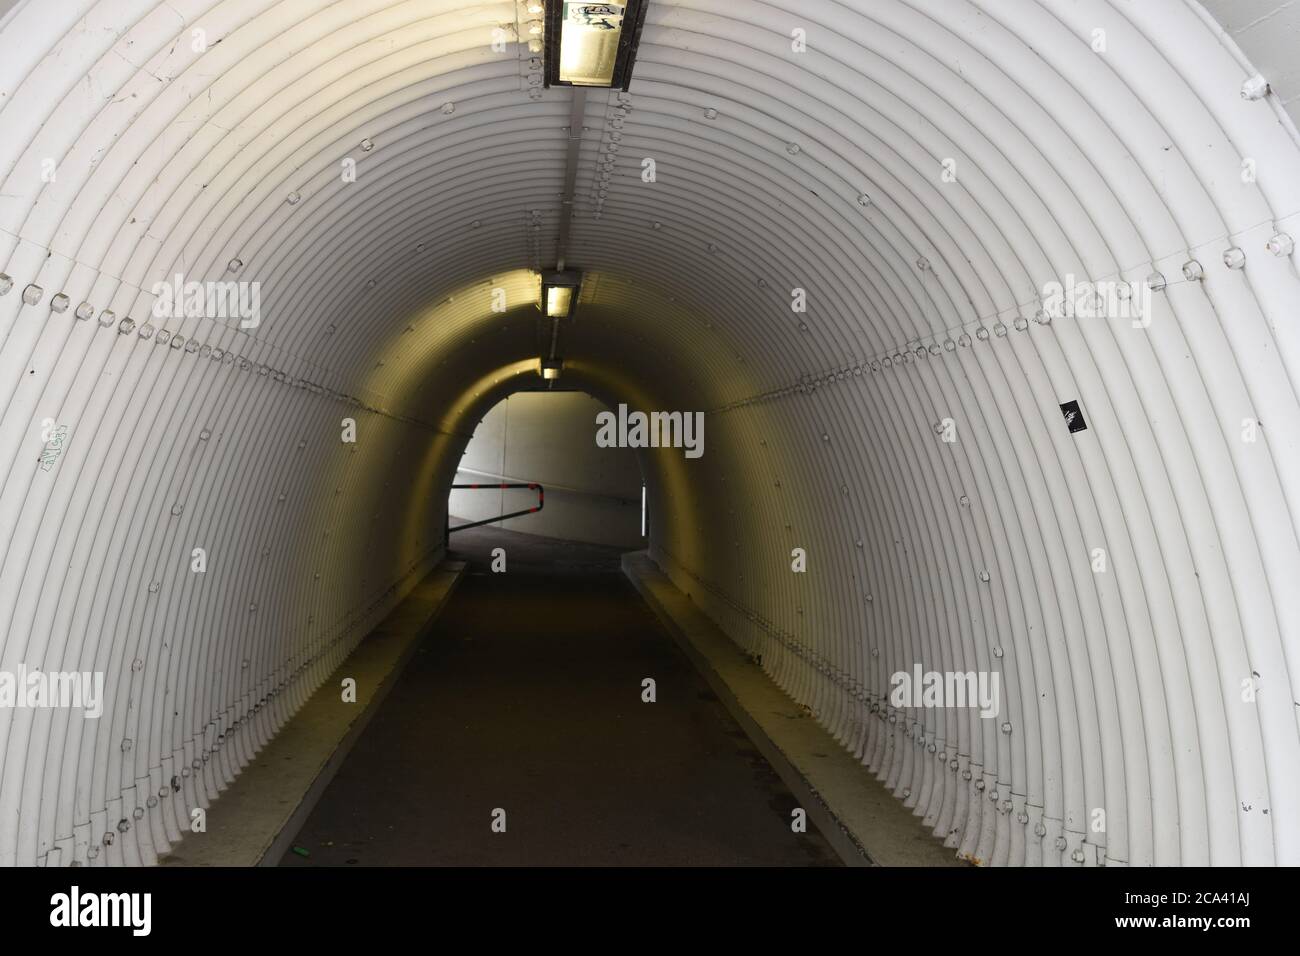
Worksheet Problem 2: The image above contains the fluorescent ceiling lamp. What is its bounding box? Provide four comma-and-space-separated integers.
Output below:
546, 285, 574, 318
545, 1, 648, 90
540, 358, 564, 380
540, 269, 581, 318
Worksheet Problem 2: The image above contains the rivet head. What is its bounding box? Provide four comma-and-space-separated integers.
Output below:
1223, 247, 1246, 270
138, 324, 154, 339
959, 495, 970, 507
50, 293, 70, 312
360, 138, 375, 152
118, 318, 136, 335
133, 807, 145, 820
228, 257, 243, 273
786, 142, 800, 155
441, 102, 455, 114
993, 322, 1007, 337
1013, 316, 1029, 331
1034, 823, 1047, 837
703, 107, 718, 120
22, 284, 44, 305
1265, 233, 1294, 256
1147, 270, 1167, 292
74, 302, 95, 320
1241, 74, 1269, 100
0, 273, 11, 295
1001, 721, 1012, 734
993, 645, 1004, 658
1182, 259, 1204, 281
286, 190, 301, 205
978, 570, 990, 582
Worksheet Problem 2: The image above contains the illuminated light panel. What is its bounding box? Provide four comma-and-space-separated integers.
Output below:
558, 2, 626, 86
546, 284, 574, 318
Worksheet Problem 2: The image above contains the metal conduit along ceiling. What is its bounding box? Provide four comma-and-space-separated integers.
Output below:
0, 0, 1296, 872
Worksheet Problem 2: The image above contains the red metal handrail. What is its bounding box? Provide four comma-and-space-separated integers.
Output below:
447, 482, 545, 533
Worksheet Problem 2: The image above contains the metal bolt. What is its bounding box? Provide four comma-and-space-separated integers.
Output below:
1241, 74, 1269, 100
1266, 233, 1294, 257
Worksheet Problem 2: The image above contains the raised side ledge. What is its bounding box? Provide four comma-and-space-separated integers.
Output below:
622, 551, 962, 868
159, 561, 466, 867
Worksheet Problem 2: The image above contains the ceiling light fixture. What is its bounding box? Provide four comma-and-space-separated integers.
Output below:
540, 269, 582, 318
543, 1, 649, 90
540, 358, 564, 380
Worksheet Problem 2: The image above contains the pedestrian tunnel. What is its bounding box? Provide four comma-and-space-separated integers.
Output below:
0, 0, 1298, 869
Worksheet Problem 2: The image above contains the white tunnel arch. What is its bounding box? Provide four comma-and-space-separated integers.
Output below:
0, 0, 1298, 867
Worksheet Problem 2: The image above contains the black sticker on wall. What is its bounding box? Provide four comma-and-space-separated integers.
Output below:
1060, 400, 1087, 434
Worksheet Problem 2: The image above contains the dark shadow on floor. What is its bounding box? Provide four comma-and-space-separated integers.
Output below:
279, 524, 841, 866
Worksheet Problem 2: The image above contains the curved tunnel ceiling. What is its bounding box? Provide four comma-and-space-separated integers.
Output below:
0, 0, 1298, 867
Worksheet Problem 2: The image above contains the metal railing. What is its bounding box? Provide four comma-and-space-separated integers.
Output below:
447, 482, 545, 534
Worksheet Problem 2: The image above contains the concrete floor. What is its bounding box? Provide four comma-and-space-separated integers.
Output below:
278, 524, 841, 866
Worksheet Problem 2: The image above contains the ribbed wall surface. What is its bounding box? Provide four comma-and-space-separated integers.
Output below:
1, 0, 1298, 867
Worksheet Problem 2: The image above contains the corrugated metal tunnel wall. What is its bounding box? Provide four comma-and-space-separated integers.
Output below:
0, 0, 1298, 867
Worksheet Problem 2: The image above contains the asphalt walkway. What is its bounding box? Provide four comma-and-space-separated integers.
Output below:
279, 525, 840, 866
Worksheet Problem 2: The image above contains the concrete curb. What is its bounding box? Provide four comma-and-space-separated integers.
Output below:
623, 551, 962, 868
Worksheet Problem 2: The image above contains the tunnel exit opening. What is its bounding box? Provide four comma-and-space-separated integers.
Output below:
448, 389, 645, 551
